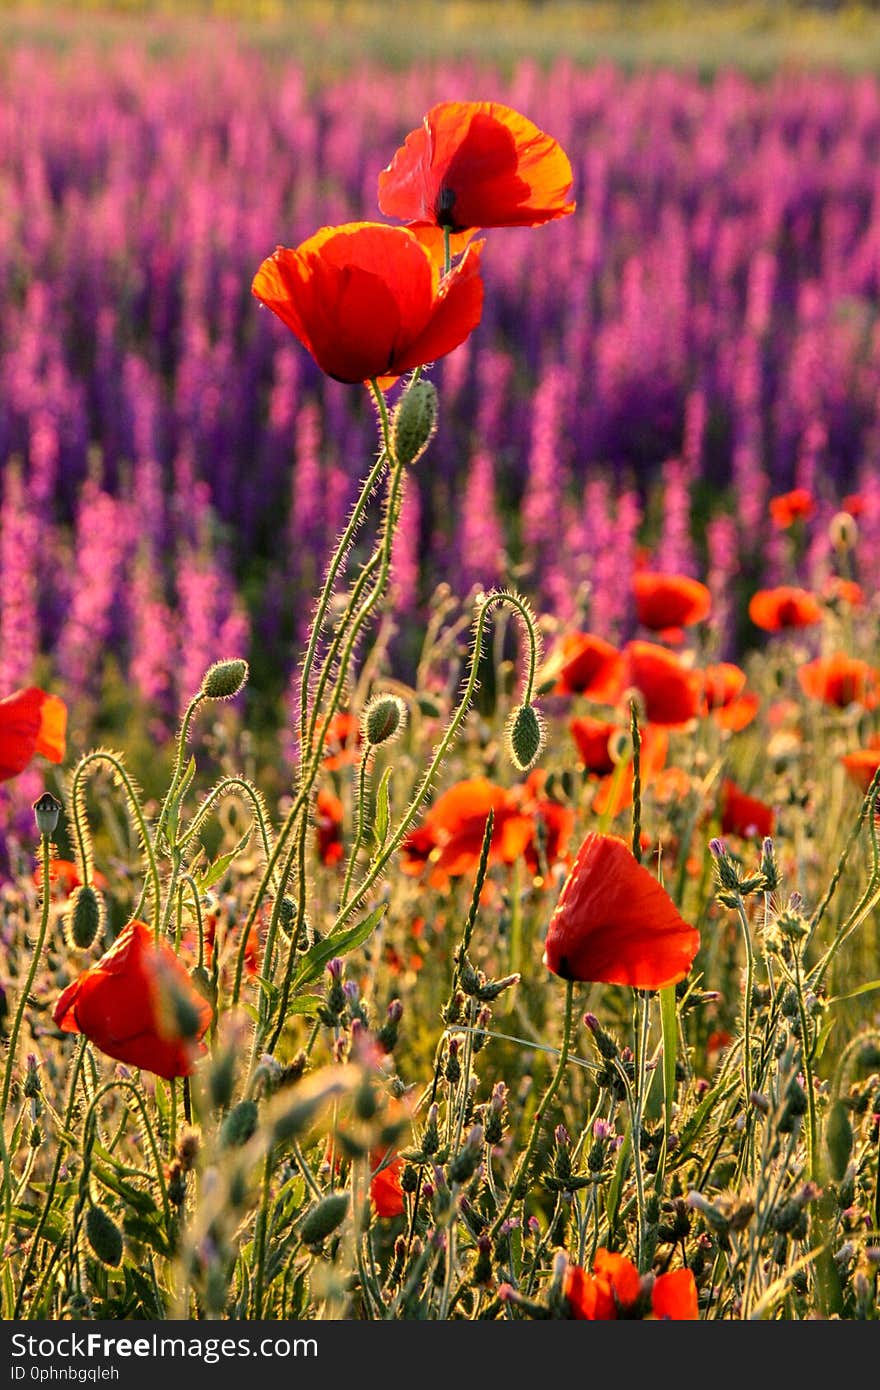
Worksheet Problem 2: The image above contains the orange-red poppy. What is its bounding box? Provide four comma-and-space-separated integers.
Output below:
514, 770, 574, 877
841, 492, 864, 518
32, 859, 108, 899
824, 576, 864, 608
0, 687, 67, 783
252, 223, 484, 385
748, 586, 822, 632
378, 100, 575, 237
564, 1250, 697, 1321
400, 777, 533, 887
622, 641, 700, 727
769, 488, 814, 529
544, 632, 624, 701
316, 787, 344, 866
53, 921, 212, 1079
543, 832, 699, 990
321, 711, 362, 770
720, 780, 775, 839
569, 715, 619, 774
798, 653, 878, 709
370, 1149, 405, 1219
633, 572, 712, 631
591, 724, 669, 819
700, 663, 759, 732
840, 745, 880, 793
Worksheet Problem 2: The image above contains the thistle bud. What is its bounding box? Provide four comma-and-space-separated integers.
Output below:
299, 1193, 349, 1247
362, 693, 407, 747
200, 658, 249, 701
506, 703, 545, 773
65, 884, 103, 951
33, 793, 62, 838
86, 1205, 124, 1267
391, 380, 438, 466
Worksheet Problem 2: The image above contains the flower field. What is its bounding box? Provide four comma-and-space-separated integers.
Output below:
1, 20, 880, 1324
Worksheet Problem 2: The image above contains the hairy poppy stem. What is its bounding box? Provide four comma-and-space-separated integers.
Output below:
490, 977, 574, 1239
630, 698, 642, 863
1, 834, 53, 1118
70, 751, 162, 939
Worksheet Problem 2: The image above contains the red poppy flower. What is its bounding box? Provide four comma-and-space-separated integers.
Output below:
700, 663, 759, 732
769, 488, 814, 529
321, 711, 362, 770
53, 921, 212, 1079
32, 859, 108, 899
824, 576, 864, 608
370, 1149, 405, 1219
544, 632, 624, 701
564, 1250, 697, 1321
515, 770, 574, 877
252, 223, 484, 385
632, 572, 712, 631
316, 788, 344, 866
569, 715, 619, 774
720, 780, 775, 839
841, 492, 864, 518
798, 653, 878, 709
543, 832, 700, 990
0, 687, 67, 783
748, 586, 822, 632
623, 642, 700, 727
203, 912, 260, 979
400, 777, 533, 887
840, 746, 880, 793
591, 724, 669, 819
378, 100, 575, 236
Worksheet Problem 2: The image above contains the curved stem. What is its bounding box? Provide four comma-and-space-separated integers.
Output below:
71, 751, 161, 938
1, 836, 52, 1116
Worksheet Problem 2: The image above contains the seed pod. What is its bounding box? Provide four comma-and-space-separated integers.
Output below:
299, 1193, 349, 1246
33, 793, 62, 838
200, 658, 249, 701
391, 380, 438, 466
506, 703, 544, 773
86, 1205, 124, 1267
66, 884, 103, 951
220, 1099, 258, 1150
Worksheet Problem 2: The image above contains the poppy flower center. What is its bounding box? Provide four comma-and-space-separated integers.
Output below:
435, 184, 458, 228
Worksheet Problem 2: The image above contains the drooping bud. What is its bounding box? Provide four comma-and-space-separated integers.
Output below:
362, 693, 407, 747
391, 380, 438, 466
33, 793, 62, 838
506, 703, 545, 773
85, 1204, 124, 1267
200, 659, 249, 701
65, 884, 103, 951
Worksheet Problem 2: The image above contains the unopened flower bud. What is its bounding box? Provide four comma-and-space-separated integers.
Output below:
391, 380, 438, 466
362, 693, 407, 747
506, 703, 545, 773
299, 1193, 349, 1247
66, 884, 103, 951
220, 1099, 258, 1149
200, 659, 248, 701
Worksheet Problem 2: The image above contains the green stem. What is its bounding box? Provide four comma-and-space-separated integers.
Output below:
490, 978, 574, 1239
341, 754, 371, 905
71, 751, 162, 938
1, 836, 52, 1117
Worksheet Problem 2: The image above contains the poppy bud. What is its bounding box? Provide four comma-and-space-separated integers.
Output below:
362, 693, 407, 747
86, 1204, 124, 1267
506, 702, 545, 773
299, 1193, 349, 1247
220, 1099, 258, 1149
391, 380, 438, 466
200, 658, 249, 701
65, 884, 103, 951
33, 792, 62, 838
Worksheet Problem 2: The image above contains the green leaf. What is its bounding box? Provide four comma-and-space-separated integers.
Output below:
292, 905, 388, 990
286, 994, 323, 1017
374, 766, 393, 849
825, 1100, 853, 1183
827, 978, 880, 1006
660, 984, 678, 1136
195, 826, 253, 893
